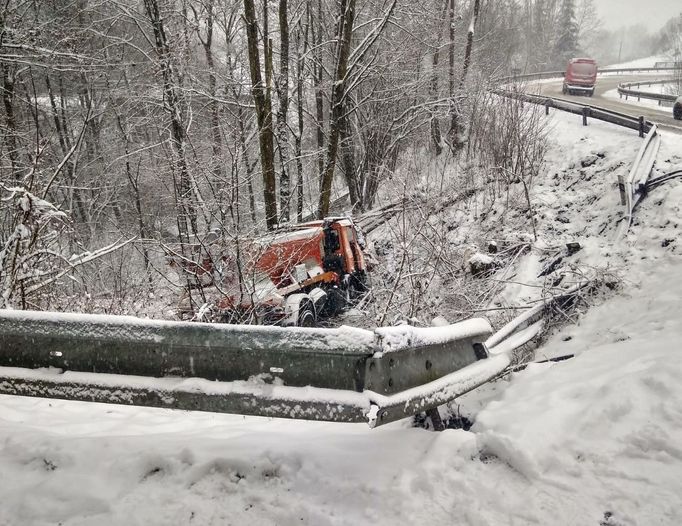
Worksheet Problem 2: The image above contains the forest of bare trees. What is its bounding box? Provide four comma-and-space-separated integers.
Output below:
0, 0, 673, 317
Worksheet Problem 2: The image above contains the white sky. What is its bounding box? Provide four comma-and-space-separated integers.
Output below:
595, 0, 681, 31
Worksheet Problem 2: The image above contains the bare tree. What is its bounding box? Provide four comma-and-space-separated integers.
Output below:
243, 0, 278, 229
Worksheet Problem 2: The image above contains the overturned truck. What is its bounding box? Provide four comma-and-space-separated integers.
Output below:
0, 310, 513, 428
174, 217, 370, 327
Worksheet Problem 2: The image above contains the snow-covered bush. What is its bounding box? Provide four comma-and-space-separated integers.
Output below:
0, 186, 67, 308
0, 186, 130, 310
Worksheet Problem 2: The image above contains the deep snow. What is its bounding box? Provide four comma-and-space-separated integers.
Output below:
1, 107, 682, 525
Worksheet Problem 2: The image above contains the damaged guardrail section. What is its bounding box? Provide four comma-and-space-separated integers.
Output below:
0, 310, 504, 428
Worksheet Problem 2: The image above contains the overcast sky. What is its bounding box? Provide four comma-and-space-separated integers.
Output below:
595, 0, 681, 31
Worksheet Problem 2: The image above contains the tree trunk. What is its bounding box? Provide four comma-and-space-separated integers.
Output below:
143, 0, 197, 242
312, 0, 325, 186
276, 0, 291, 222
295, 8, 310, 222
429, 0, 449, 156
447, 0, 456, 141
339, 108, 358, 210
317, 0, 355, 219
243, 0, 278, 229
2, 64, 19, 180
237, 105, 258, 225
201, 0, 223, 181
451, 0, 481, 151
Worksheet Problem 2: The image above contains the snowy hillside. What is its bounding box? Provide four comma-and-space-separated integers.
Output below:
1, 108, 682, 526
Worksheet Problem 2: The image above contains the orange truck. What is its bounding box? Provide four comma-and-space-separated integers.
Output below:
175, 217, 370, 326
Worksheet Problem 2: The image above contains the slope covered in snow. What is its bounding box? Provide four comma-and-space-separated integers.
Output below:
1, 110, 681, 526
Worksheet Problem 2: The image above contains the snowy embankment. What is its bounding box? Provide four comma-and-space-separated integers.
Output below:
1, 110, 682, 525
605, 55, 675, 70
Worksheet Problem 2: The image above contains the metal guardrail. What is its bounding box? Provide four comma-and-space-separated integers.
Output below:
495, 65, 682, 85
495, 72, 665, 236
654, 61, 682, 69
0, 309, 505, 427
617, 124, 661, 235
617, 79, 679, 105
493, 88, 655, 134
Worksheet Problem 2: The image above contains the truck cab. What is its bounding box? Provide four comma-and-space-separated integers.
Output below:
173, 217, 370, 326
562, 58, 598, 97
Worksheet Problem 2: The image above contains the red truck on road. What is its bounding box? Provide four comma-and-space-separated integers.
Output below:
562, 58, 598, 97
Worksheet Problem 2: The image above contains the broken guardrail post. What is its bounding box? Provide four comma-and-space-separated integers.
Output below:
638, 116, 645, 138
582, 107, 589, 126
618, 174, 627, 205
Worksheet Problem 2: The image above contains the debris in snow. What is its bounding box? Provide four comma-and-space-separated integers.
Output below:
580, 154, 600, 168
468, 252, 495, 277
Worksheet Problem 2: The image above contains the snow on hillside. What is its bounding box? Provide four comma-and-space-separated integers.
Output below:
1, 110, 682, 526
606, 55, 676, 69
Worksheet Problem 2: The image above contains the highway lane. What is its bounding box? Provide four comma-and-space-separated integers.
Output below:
533, 74, 682, 133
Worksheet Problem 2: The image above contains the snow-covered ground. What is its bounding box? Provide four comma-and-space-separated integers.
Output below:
605, 55, 676, 70
1, 109, 682, 525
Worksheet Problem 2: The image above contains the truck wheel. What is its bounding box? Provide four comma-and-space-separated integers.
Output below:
674, 104, 682, 120
297, 301, 316, 327
325, 287, 347, 316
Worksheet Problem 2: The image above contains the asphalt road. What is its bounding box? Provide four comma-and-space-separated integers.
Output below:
534, 74, 682, 133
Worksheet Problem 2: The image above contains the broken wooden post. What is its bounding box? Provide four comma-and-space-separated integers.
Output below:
426, 407, 445, 431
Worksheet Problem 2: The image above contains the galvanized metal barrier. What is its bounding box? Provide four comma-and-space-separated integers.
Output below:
494, 65, 682, 85
494, 86, 661, 237
0, 310, 504, 427
617, 79, 679, 105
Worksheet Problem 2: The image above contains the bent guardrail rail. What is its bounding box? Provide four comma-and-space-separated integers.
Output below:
494, 86, 661, 236
0, 309, 506, 428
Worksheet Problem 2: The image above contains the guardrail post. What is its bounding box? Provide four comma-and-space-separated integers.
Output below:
638, 116, 645, 138
582, 107, 589, 126
618, 175, 627, 205
545, 100, 550, 115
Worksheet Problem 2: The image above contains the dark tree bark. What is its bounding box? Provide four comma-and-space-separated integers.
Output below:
294, 7, 310, 222
429, 0, 450, 156
237, 105, 258, 225
317, 0, 355, 219
194, 0, 223, 180
339, 107, 358, 209
447, 0, 456, 140
312, 0, 325, 187
276, 0, 291, 222
2, 64, 19, 180
143, 0, 197, 241
243, 0, 278, 229
451, 0, 481, 151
